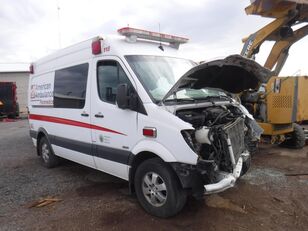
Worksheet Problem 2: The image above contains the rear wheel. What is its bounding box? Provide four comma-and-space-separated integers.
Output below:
8, 103, 19, 119
134, 158, 187, 218
280, 123, 305, 149
15, 103, 20, 118
38, 137, 60, 168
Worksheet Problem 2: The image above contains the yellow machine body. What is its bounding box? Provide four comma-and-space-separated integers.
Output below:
296, 76, 308, 121
266, 76, 296, 124
258, 75, 308, 136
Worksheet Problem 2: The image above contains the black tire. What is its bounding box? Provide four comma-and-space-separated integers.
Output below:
240, 154, 251, 176
8, 103, 19, 119
246, 140, 258, 154
8, 113, 16, 119
15, 103, 20, 118
280, 123, 305, 149
134, 158, 187, 218
38, 136, 60, 168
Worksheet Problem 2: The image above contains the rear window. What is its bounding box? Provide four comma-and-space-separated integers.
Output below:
54, 63, 89, 108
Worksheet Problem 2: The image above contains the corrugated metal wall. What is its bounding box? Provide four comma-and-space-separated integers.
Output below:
0, 72, 29, 113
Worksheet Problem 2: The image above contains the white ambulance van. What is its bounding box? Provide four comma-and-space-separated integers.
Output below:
28, 27, 270, 217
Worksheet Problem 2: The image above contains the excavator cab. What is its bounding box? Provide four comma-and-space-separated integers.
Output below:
240, 0, 308, 148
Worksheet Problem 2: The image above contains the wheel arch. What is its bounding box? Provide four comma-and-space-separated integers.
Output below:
131, 140, 177, 162
128, 151, 183, 194
36, 128, 53, 156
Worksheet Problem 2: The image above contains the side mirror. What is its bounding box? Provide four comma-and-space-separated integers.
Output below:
116, 84, 138, 110
116, 84, 129, 109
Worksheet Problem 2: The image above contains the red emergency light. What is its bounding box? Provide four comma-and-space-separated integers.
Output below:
118, 27, 189, 49
92, 37, 103, 55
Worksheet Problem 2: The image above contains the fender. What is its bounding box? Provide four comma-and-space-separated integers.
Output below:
36, 127, 55, 146
131, 140, 177, 162
32, 127, 56, 156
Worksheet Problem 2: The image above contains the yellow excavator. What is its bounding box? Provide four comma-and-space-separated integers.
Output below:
240, 0, 308, 148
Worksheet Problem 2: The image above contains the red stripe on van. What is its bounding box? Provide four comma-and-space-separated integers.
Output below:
29, 114, 126, 136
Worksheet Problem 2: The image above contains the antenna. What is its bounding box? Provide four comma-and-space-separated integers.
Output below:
57, 0, 62, 48
158, 23, 164, 51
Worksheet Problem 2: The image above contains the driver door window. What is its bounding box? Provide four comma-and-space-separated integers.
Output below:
97, 60, 133, 104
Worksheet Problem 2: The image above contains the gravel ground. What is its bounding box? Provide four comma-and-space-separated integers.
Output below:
0, 119, 308, 231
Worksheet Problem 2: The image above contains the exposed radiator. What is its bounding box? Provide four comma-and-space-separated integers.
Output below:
223, 117, 245, 164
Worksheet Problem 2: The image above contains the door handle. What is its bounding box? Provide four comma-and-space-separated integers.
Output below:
95, 113, 104, 118
81, 112, 89, 117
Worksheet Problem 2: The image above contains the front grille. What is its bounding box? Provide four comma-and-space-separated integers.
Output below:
223, 118, 245, 163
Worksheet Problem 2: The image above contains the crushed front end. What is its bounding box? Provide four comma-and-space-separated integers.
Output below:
172, 103, 262, 198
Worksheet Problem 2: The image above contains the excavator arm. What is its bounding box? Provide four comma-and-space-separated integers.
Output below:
264, 24, 308, 75
241, 0, 308, 74
241, 16, 290, 57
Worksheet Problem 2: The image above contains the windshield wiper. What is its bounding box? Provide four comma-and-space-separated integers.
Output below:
161, 95, 232, 105
163, 98, 196, 104
201, 95, 232, 102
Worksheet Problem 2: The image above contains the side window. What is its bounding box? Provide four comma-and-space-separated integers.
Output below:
97, 60, 133, 104
54, 63, 89, 108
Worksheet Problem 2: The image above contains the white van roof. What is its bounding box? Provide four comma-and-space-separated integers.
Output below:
32, 28, 189, 74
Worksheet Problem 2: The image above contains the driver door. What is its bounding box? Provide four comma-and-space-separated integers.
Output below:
90, 56, 138, 180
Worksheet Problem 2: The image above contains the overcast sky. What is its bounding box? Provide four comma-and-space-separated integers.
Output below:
0, 0, 307, 75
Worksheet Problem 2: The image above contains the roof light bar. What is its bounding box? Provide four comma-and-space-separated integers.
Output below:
118, 27, 189, 49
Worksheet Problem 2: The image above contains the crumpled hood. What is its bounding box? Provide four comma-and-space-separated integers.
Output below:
162, 55, 272, 101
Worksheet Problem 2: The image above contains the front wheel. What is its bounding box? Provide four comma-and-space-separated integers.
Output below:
134, 158, 187, 218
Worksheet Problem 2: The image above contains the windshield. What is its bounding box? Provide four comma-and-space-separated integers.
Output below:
125, 55, 196, 101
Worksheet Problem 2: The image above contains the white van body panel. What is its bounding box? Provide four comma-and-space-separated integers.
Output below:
29, 35, 194, 181
93, 158, 129, 180
136, 103, 198, 165
28, 31, 254, 199
90, 56, 138, 178
52, 146, 95, 169
131, 140, 177, 162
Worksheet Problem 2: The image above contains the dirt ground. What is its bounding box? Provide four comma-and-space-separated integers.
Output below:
0, 119, 308, 231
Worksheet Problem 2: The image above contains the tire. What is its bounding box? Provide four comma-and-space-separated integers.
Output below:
280, 123, 305, 149
15, 103, 20, 118
134, 158, 187, 218
246, 140, 258, 154
8, 103, 19, 119
38, 136, 60, 168
240, 154, 251, 176
8, 113, 16, 119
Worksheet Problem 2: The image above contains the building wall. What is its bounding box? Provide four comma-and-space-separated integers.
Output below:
0, 72, 29, 113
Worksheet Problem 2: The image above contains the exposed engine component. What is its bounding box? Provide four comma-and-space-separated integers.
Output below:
177, 104, 260, 175
177, 105, 243, 128
241, 89, 267, 122
195, 127, 211, 144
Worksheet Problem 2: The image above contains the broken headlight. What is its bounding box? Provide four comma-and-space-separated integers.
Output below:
181, 130, 196, 152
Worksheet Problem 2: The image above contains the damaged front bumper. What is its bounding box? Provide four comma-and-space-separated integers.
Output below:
203, 153, 245, 194
171, 151, 250, 198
